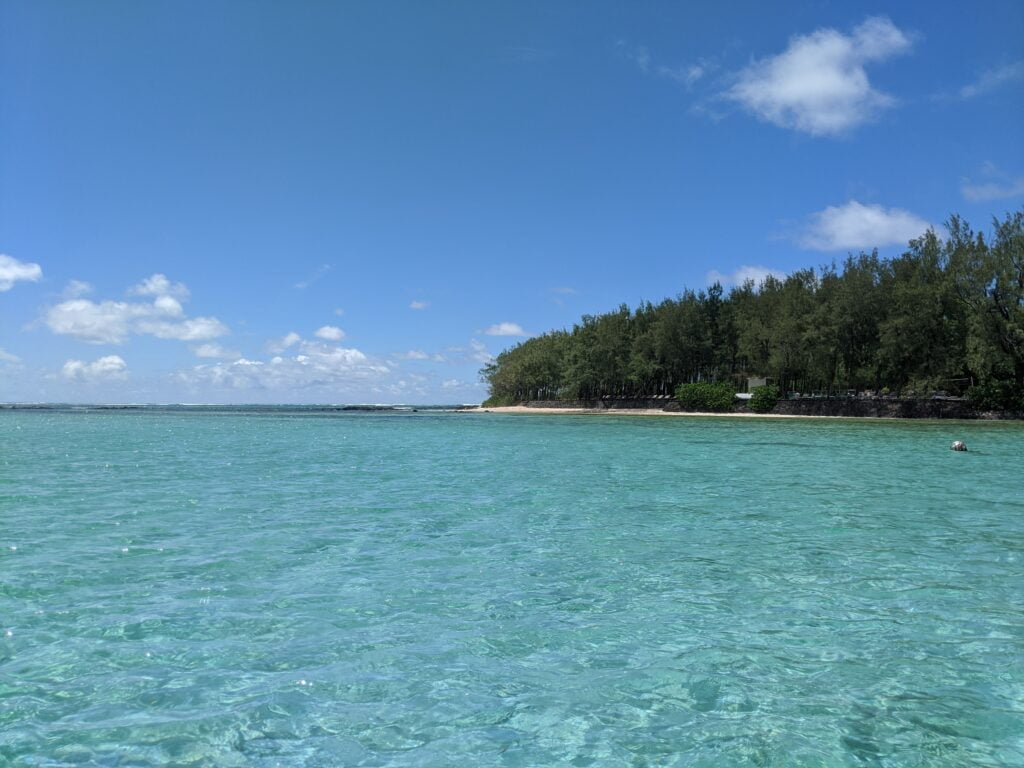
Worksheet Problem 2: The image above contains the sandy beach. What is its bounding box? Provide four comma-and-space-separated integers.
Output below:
470, 405, 846, 419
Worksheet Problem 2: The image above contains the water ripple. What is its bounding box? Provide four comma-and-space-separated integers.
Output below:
1, 410, 1022, 766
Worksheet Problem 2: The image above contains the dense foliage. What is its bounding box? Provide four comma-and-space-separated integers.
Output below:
749, 385, 781, 413
675, 382, 736, 412
482, 211, 1024, 408
480, 394, 518, 408
965, 381, 1024, 411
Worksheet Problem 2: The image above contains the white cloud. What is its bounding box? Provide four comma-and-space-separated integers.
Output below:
726, 16, 911, 136
314, 325, 345, 341
657, 63, 705, 87
62, 280, 93, 299
469, 339, 494, 364
136, 316, 227, 341
410, 300, 430, 310
0, 254, 43, 292
799, 200, 930, 251
619, 42, 707, 88
959, 61, 1024, 99
398, 349, 429, 360
442, 379, 463, 390
192, 343, 238, 359
128, 273, 189, 299
152, 295, 184, 316
179, 341, 389, 392
267, 332, 302, 353
484, 322, 527, 337
961, 178, 1024, 202
61, 355, 128, 382
45, 286, 228, 344
46, 300, 137, 344
0, 348, 20, 364
626, 44, 651, 73
961, 164, 1024, 201
438, 340, 494, 365
707, 265, 787, 287
333, 307, 345, 317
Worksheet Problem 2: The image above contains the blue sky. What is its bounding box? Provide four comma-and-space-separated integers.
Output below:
1, 1, 1022, 403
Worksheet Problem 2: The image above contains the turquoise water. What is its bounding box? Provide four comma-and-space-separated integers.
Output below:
2, 408, 1022, 767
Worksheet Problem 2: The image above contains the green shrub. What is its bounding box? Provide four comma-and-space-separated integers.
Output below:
481, 394, 518, 407
748, 384, 780, 413
966, 381, 1024, 411
674, 382, 736, 412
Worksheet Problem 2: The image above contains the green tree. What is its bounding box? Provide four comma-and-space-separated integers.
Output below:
481, 209, 1022, 409
948, 211, 1024, 387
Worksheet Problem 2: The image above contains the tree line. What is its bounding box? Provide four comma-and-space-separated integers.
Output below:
481, 210, 1024, 409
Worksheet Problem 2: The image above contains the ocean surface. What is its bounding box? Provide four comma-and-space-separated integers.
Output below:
2, 407, 1022, 767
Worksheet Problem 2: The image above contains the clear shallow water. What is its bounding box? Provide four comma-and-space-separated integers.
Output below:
2, 408, 1022, 767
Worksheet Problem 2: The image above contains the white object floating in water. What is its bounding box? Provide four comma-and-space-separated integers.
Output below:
951, 440, 967, 452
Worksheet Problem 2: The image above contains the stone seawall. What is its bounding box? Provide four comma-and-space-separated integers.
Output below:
770, 398, 1018, 419
515, 398, 1021, 420
519, 398, 680, 411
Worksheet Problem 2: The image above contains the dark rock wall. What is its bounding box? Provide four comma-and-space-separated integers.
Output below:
518, 398, 675, 410
771, 398, 1004, 419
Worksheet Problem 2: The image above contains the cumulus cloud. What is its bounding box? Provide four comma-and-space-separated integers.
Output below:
485, 322, 527, 337
469, 339, 493, 364
45, 274, 227, 344
799, 200, 931, 251
192, 343, 238, 359
726, 16, 911, 136
707, 265, 787, 287
961, 164, 1024, 201
314, 325, 345, 341
128, 273, 189, 299
138, 316, 228, 341
178, 340, 389, 392
0, 254, 43, 292
267, 332, 302, 353
959, 61, 1024, 99
62, 280, 93, 299
0, 348, 20, 364
410, 300, 430, 310
61, 355, 128, 382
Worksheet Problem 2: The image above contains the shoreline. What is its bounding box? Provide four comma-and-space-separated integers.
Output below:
466, 405, 1022, 423
472, 405, 865, 420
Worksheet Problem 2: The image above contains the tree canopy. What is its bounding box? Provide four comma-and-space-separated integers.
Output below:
482, 210, 1024, 408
